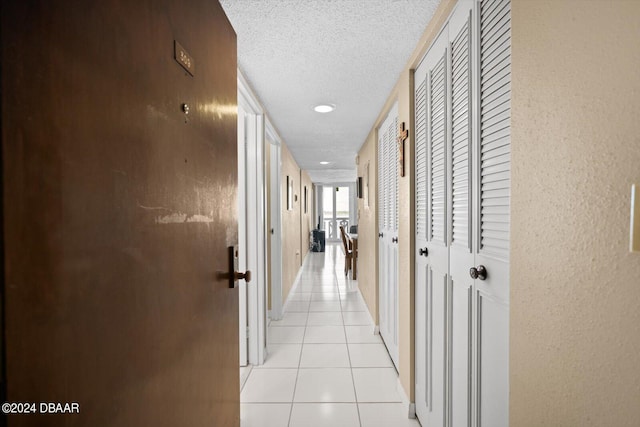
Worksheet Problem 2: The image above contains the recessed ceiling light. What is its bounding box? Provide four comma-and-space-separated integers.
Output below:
320, 161, 330, 165
314, 104, 335, 113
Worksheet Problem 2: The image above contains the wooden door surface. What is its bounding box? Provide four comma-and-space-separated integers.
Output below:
1, 1, 239, 426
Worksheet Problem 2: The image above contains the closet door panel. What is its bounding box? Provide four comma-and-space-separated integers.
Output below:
414, 72, 430, 419
415, 27, 449, 426
379, 104, 399, 369
476, 1, 511, 426
448, 4, 475, 427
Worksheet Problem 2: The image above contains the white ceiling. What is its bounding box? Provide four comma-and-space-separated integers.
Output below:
220, 0, 441, 183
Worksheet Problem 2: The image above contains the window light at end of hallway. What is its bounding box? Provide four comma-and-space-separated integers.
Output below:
320, 161, 330, 165
313, 104, 335, 113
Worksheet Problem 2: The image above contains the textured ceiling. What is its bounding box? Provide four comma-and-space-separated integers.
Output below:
220, 0, 441, 183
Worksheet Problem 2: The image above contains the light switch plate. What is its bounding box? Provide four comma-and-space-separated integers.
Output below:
631, 184, 640, 252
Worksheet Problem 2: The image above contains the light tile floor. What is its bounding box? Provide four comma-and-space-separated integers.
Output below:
241, 243, 420, 427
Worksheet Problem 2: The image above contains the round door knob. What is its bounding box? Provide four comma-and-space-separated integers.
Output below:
392, 237, 398, 243
378, 232, 384, 238
234, 270, 252, 283
419, 247, 428, 257
469, 265, 487, 281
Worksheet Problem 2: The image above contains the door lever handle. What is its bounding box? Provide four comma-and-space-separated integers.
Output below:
419, 247, 428, 256
234, 270, 252, 283
392, 237, 398, 243
223, 246, 252, 288
378, 232, 384, 238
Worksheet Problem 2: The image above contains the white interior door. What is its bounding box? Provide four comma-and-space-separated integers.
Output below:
378, 103, 399, 369
269, 140, 283, 321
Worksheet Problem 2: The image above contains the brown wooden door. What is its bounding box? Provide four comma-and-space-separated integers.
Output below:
1, 0, 239, 425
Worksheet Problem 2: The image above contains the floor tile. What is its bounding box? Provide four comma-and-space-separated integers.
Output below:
311, 288, 338, 295
340, 292, 363, 302
241, 403, 291, 427
294, 368, 356, 402
339, 285, 361, 293
269, 326, 305, 344
295, 283, 317, 292
342, 311, 371, 326
299, 344, 350, 368
289, 292, 312, 301
348, 343, 393, 368
285, 301, 311, 312
358, 403, 420, 427
304, 326, 346, 343
307, 311, 344, 326
289, 403, 359, 427
270, 312, 308, 327
257, 344, 302, 368
311, 280, 338, 287
345, 326, 382, 343
241, 369, 298, 403
311, 292, 341, 301
309, 301, 342, 312
352, 368, 402, 402
341, 300, 368, 311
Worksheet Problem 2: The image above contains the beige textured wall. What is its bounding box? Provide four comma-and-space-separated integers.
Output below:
511, 1, 640, 425
396, 68, 415, 400
300, 170, 313, 259
356, 132, 378, 322
281, 143, 302, 302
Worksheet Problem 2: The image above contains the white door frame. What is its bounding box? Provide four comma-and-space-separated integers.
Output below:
318, 183, 355, 241
267, 121, 283, 321
237, 104, 248, 366
238, 71, 267, 366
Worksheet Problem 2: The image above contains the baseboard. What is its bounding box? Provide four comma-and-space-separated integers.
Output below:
397, 378, 417, 419
240, 364, 253, 392
362, 303, 379, 335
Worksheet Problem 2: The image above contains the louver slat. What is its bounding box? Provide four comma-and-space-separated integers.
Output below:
379, 132, 385, 230
430, 55, 447, 244
416, 78, 428, 239
451, 17, 471, 250
480, 0, 511, 260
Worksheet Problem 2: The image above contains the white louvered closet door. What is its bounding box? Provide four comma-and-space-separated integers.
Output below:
415, 0, 509, 426
378, 103, 399, 369
474, 0, 510, 426
378, 126, 387, 340
414, 26, 449, 427
448, 4, 474, 427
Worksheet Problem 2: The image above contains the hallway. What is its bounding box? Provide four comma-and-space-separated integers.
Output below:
240, 243, 418, 427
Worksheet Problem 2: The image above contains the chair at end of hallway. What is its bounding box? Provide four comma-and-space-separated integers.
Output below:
339, 225, 353, 277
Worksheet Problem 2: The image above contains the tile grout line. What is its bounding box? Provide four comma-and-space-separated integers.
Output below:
286, 292, 309, 427
336, 268, 363, 427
